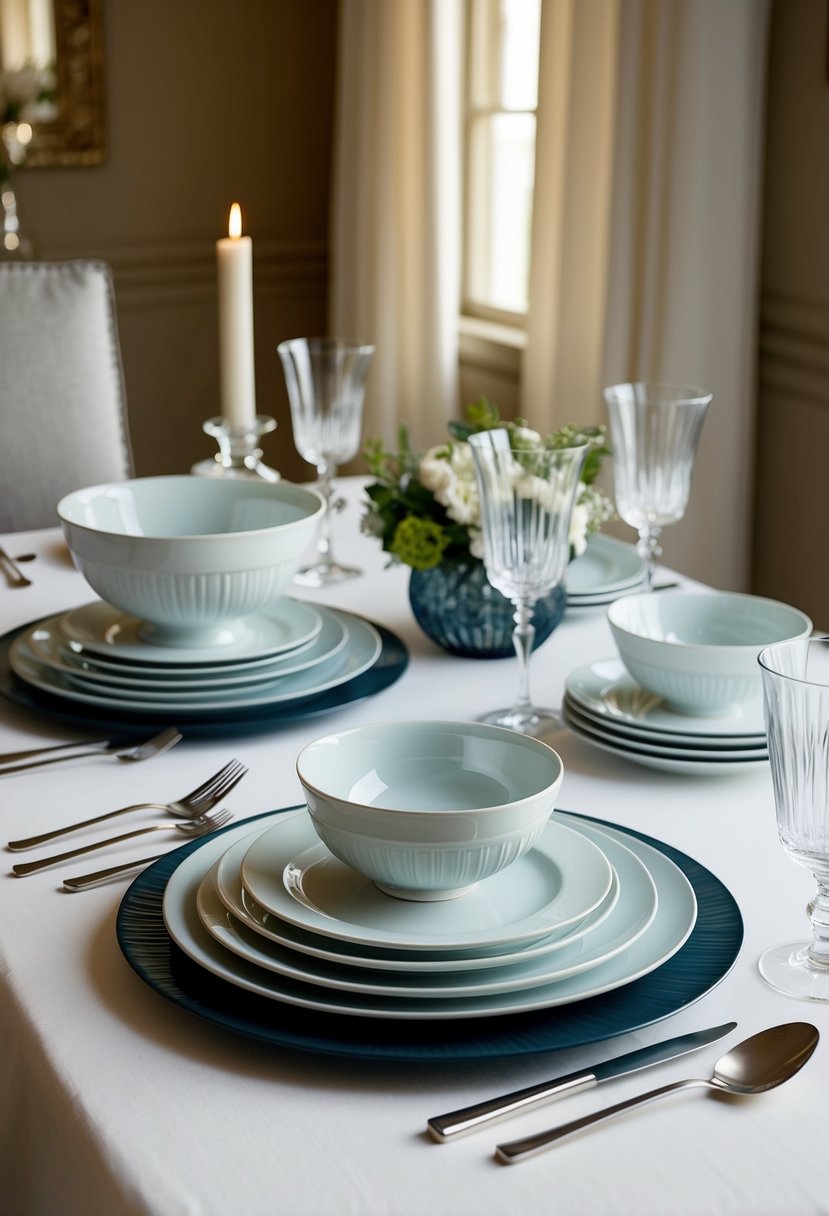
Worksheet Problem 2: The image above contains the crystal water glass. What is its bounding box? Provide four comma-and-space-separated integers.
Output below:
758, 637, 829, 1002
603, 382, 711, 586
469, 429, 590, 737
278, 337, 375, 585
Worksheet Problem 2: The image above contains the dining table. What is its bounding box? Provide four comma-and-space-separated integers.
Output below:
0, 475, 826, 1216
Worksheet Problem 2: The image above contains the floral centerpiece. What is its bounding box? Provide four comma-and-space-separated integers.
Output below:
363, 398, 613, 657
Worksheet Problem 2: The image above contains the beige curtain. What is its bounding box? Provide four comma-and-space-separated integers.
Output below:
330, 0, 462, 452
524, 0, 770, 591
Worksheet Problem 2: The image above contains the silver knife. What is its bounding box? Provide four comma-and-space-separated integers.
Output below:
426, 1021, 737, 1141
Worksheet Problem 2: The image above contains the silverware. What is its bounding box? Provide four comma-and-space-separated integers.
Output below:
12, 808, 234, 876
0, 545, 31, 587
427, 1021, 737, 1141
0, 726, 182, 775
495, 1022, 819, 1164
8, 758, 247, 850
63, 810, 234, 889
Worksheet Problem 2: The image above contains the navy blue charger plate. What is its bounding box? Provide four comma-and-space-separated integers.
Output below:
0, 613, 408, 739
115, 808, 743, 1062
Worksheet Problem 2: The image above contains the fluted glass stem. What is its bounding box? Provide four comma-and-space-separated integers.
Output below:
315, 462, 335, 563
636, 527, 663, 589
509, 600, 536, 726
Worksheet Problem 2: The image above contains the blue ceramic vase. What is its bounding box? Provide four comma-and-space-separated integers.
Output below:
408, 559, 566, 659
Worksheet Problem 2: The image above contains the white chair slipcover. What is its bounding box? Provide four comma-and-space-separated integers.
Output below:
0, 260, 133, 531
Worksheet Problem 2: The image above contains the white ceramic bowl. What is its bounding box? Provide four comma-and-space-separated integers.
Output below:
58, 476, 324, 646
608, 591, 813, 715
296, 720, 564, 901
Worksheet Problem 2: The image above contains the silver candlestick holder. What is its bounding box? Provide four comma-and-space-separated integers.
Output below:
191, 415, 280, 481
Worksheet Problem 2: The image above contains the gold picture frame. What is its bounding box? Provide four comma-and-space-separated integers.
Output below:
24, 0, 105, 167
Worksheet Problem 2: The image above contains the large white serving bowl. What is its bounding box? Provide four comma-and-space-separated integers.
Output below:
608, 591, 812, 716
296, 720, 564, 902
57, 476, 324, 646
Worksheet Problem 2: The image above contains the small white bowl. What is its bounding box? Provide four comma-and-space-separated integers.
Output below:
58, 476, 324, 646
608, 591, 813, 716
296, 720, 564, 901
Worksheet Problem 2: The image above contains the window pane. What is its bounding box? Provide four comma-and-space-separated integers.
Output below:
467, 112, 536, 314
499, 0, 541, 110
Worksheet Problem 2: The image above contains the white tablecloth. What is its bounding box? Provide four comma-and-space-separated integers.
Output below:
0, 479, 826, 1216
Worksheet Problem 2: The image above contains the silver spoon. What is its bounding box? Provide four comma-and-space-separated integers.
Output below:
495, 1022, 819, 1164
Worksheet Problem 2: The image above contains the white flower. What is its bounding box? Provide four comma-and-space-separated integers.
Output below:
468, 528, 485, 560
514, 471, 555, 511
444, 476, 480, 527
418, 448, 454, 496
449, 441, 476, 479
568, 501, 590, 557
509, 425, 542, 449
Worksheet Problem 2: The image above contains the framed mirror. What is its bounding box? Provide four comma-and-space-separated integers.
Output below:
0, 0, 104, 167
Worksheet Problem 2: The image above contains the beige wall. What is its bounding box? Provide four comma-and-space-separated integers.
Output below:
753, 0, 829, 624
13, 0, 336, 483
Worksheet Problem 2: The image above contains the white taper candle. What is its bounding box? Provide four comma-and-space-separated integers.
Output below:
216, 202, 256, 428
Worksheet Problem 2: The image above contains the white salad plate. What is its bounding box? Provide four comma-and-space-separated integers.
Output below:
197, 827, 657, 998
563, 709, 769, 776
161, 815, 697, 1020
213, 829, 623, 972
239, 811, 614, 954
58, 598, 323, 665
563, 701, 768, 762
565, 659, 767, 740
565, 693, 768, 752
9, 614, 382, 714
16, 607, 348, 691
566, 536, 648, 598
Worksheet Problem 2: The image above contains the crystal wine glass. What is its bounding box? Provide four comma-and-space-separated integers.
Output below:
758, 637, 829, 1002
278, 337, 375, 586
603, 382, 711, 587
469, 429, 590, 737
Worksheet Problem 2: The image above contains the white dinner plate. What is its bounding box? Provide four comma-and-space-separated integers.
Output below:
239, 811, 614, 953
9, 613, 382, 714
565, 583, 648, 608
565, 536, 648, 598
161, 814, 697, 1020
563, 701, 768, 762
17, 607, 348, 691
213, 829, 622, 972
58, 598, 323, 665
564, 710, 769, 776
565, 658, 767, 739
197, 830, 656, 997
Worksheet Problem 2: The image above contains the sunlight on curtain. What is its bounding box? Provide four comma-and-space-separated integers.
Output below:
523, 0, 770, 591
330, 0, 462, 452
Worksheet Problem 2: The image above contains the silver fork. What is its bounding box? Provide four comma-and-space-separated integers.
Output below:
12, 808, 234, 876
0, 726, 182, 774
7, 758, 247, 851
63, 809, 234, 890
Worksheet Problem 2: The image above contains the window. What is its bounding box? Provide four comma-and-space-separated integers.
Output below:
463, 0, 542, 324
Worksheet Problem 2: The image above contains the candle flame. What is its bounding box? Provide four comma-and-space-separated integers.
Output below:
228, 203, 242, 240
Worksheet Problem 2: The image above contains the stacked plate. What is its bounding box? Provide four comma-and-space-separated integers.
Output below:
158, 806, 701, 1022
565, 535, 648, 608
5, 598, 406, 730
563, 658, 769, 776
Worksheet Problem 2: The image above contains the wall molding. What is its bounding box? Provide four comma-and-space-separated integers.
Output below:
759, 291, 829, 407
42, 239, 328, 311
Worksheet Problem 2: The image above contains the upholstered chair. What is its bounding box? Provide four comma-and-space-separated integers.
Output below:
0, 260, 133, 532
